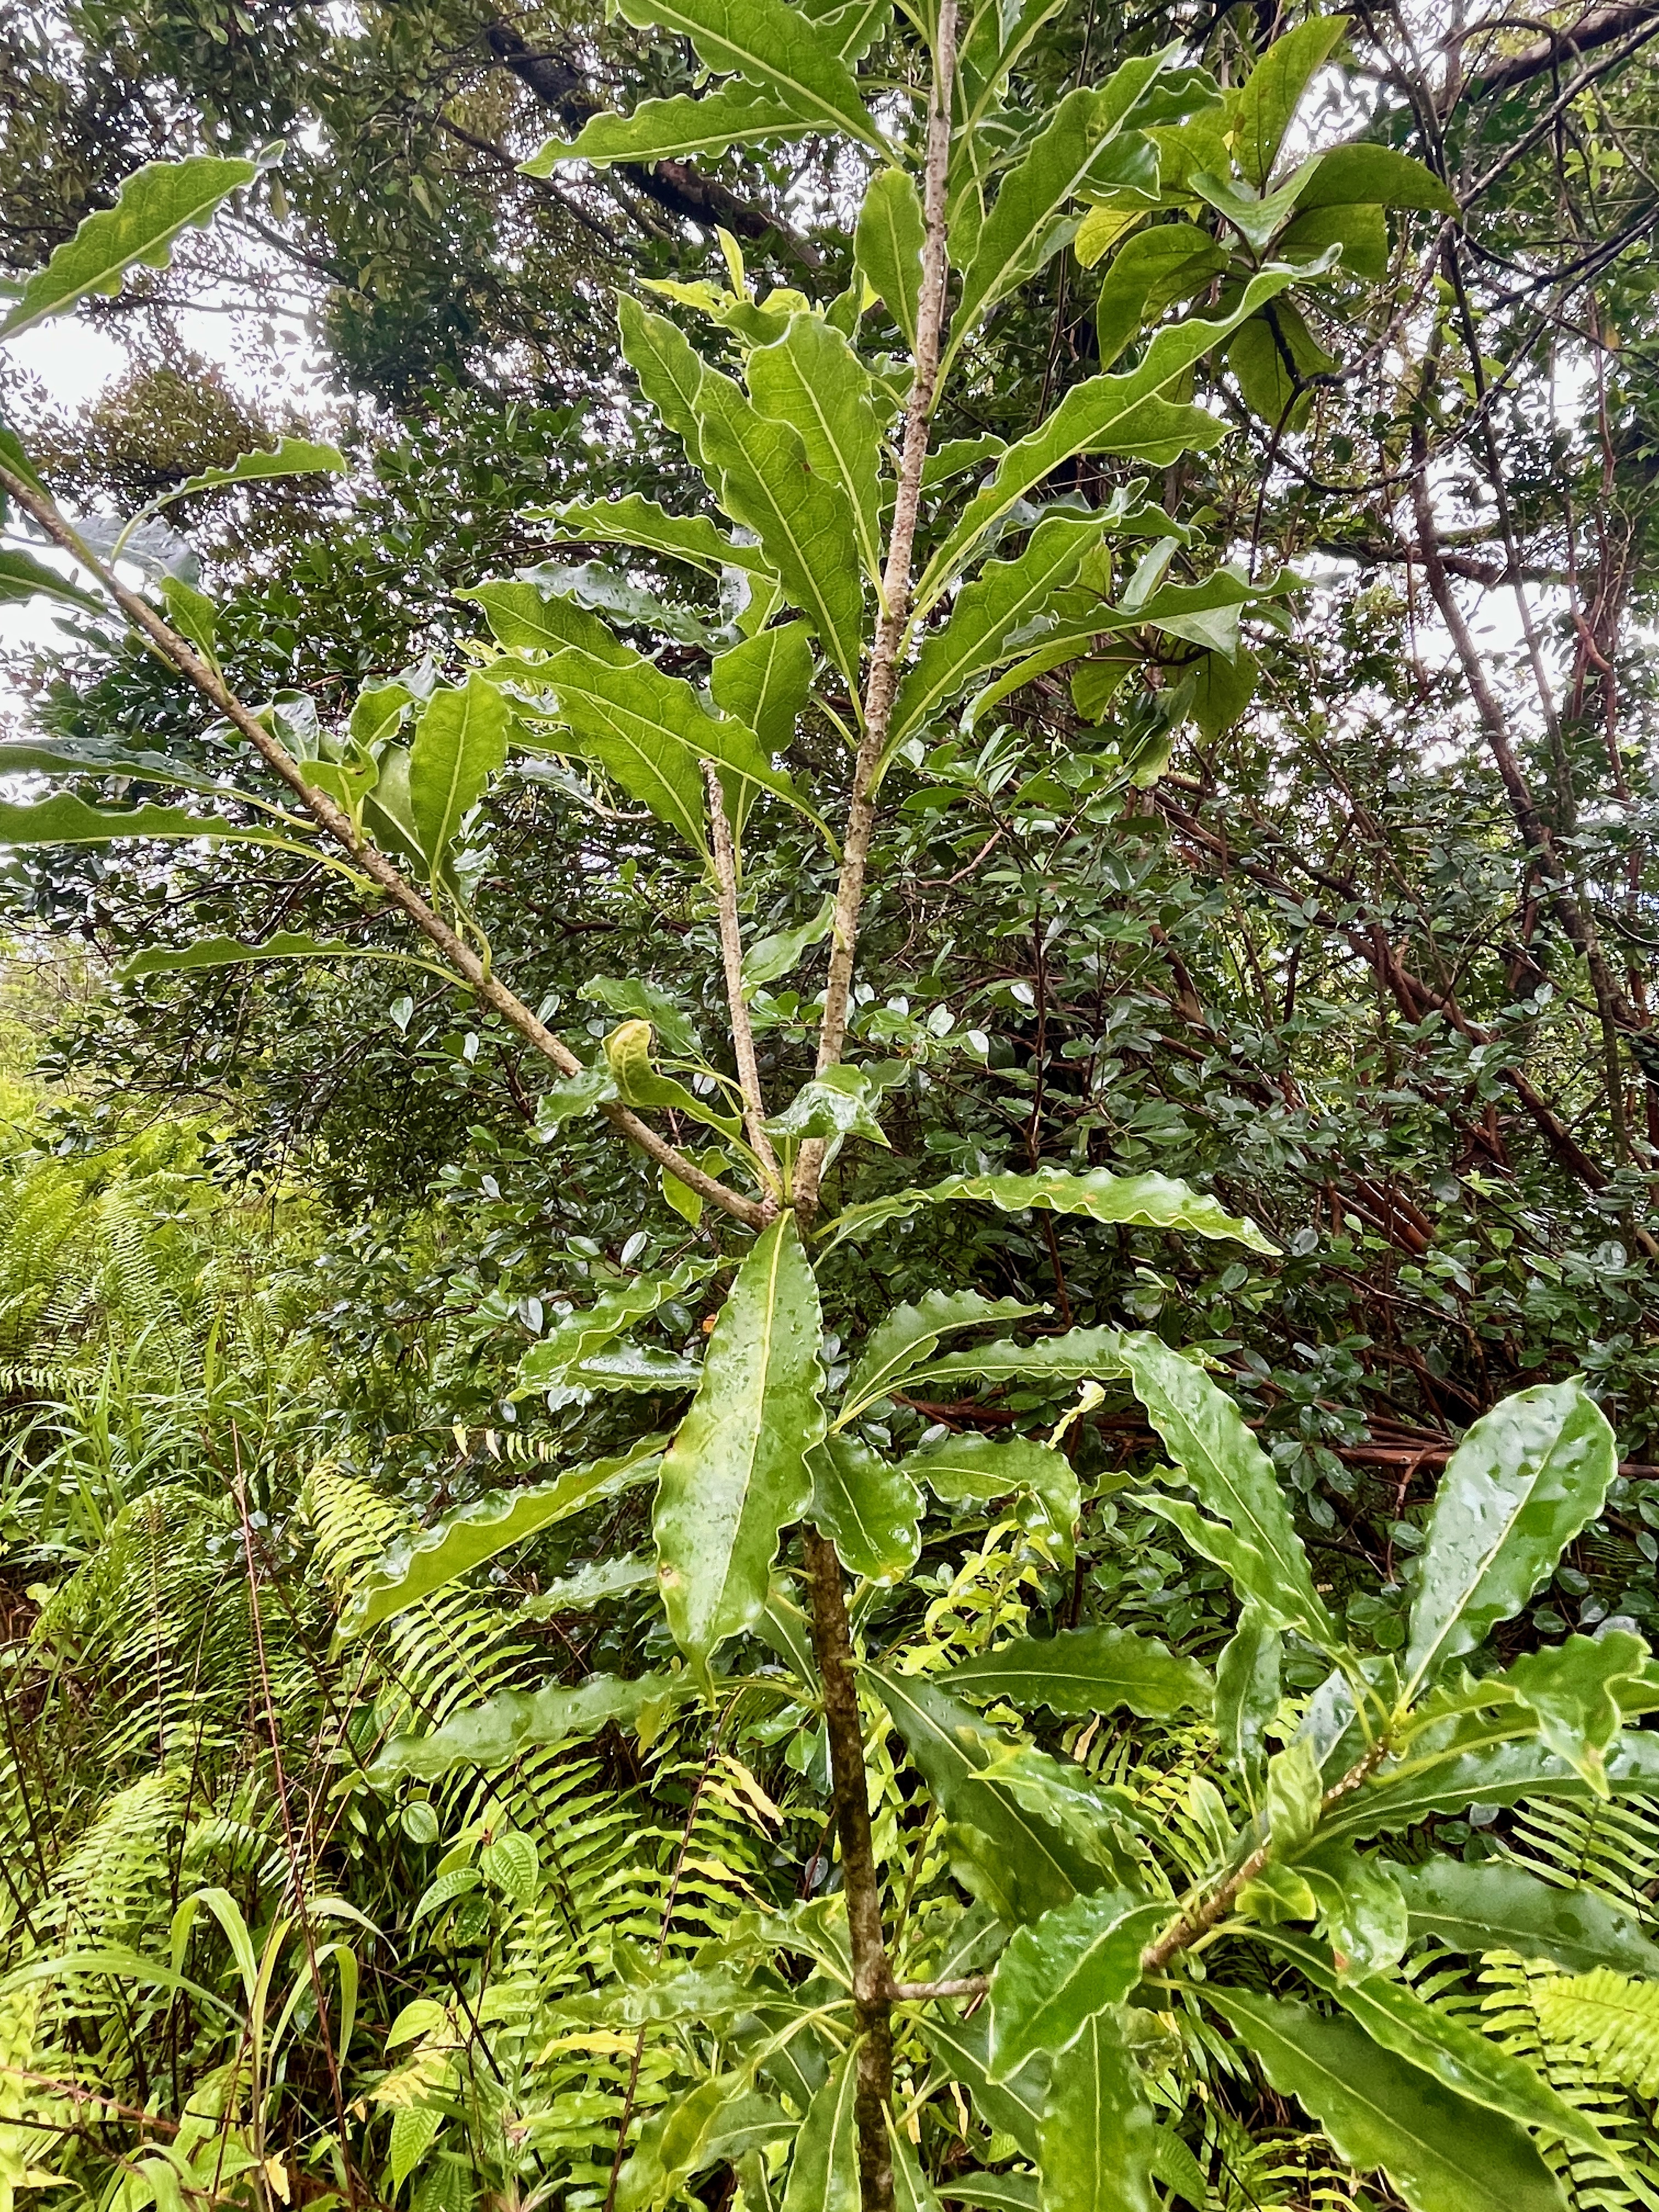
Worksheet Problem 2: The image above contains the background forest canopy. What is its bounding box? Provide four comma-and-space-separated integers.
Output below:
3, 3, 1659, 2212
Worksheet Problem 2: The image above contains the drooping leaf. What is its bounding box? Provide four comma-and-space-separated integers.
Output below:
763, 1065, 890, 1148
713, 623, 815, 762
613, 0, 885, 152
527, 557, 724, 648
779, 2044, 859, 2212
1299, 141, 1455, 214
1210, 1990, 1569, 2212
904, 1326, 1128, 1394
917, 267, 1304, 606
1394, 1860, 1659, 1977
917, 2010, 1048, 2163
740, 889, 836, 996
819, 1166, 1277, 1254
406, 674, 511, 876
520, 1262, 715, 1392
371, 1669, 698, 1784
1295, 1841, 1408, 1975
1231, 16, 1350, 190
118, 933, 449, 985
806, 1431, 921, 1582
654, 1214, 825, 1672
533, 1062, 621, 1133
1216, 1604, 1282, 1780
1321, 1711, 1659, 1844
887, 514, 1107, 752
1496, 1629, 1649, 1795
988, 1888, 1161, 2081
1037, 2006, 1160, 2212
0, 735, 228, 792
747, 315, 883, 578
337, 1434, 666, 1638
855, 168, 924, 349
691, 359, 866, 684
940, 1625, 1214, 1720
155, 437, 347, 507
533, 492, 774, 580
1118, 1333, 1333, 1646
524, 85, 810, 172
0, 794, 315, 859
1261, 1930, 1607, 2157
904, 1432, 1079, 1561
615, 2072, 762, 2212
1404, 1382, 1618, 1695
1092, 221, 1227, 368
2, 155, 258, 337
603, 1020, 743, 1139
462, 578, 637, 662
0, 546, 104, 612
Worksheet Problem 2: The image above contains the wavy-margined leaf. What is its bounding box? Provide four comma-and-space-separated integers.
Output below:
0, 547, 104, 612
371, 1668, 697, 1784
462, 579, 637, 665
904, 1325, 1128, 1394
614, 0, 885, 151
927, 2176, 1035, 2212
987, 1889, 1160, 2082
1038, 2006, 1160, 2212
1395, 1860, 1659, 1977
614, 2072, 763, 2212
337, 1434, 665, 1639
741, 889, 836, 997
532, 646, 831, 852
763, 1065, 889, 1148
527, 558, 724, 648
1231, 16, 1350, 189
533, 493, 774, 580
153, 437, 346, 509
0, 735, 230, 793
1533, 1969, 1659, 2099
533, 1062, 620, 1133
870, 1669, 1129, 1921
1300, 141, 1457, 214
808, 1432, 920, 1582
692, 360, 865, 685
1216, 1604, 1281, 1779
780, 2044, 859, 2212
524, 84, 810, 172
1320, 1712, 1659, 1846
117, 933, 453, 986
1120, 1333, 1334, 1648
1496, 1629, 1649, 1794
405, 672, 510, 876
602, 1020, 743, 1139
748, 315, 883, 579
953, 67, 1163, 342
886, 514, 1107, 752
2, 155, 258, 337
520, 1261, 715, 1393
837, 1290, 1047, 1423
1093, 221, 1227, 368
904, 1432, 1079, 1560
0, 794, 318, 861
917, 266, 1304, 607
855, 168, 924, 348
918, 2009, 1048, 2163
820, 1165, 1276, 1254
1261, 1930, 1607, 2157
654, 1214, 825, 1672
1404, 1383, 1617, 1696
1291, 1839, 1407, 1975
713, 623, 815, 762
1208, 1990, 1568, 2212
941, 1625, 1214, 1720
618, 294, 714, 471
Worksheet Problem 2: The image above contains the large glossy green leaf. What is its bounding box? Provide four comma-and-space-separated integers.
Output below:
0, 794, 315, 861
1262, 1931, 1607, 2156
406, 673, 510, 874
534, 493, 772, 580
1092, 222, 1226, 369
1037, 2007, 1159, 2212
371, 1668, 697, 1784
748, 315, 883, 579
941, 1625, 1214, 1720
988, 1889, 1160, 2081
1322, 1713, 1659, 1844
904, 1432, 1079, 1559
618, 294, 714, 468
461, 578, 635, 661
953, 68, 1163, 341
1497, 1629, 1649, 1794
0, 547, 105, 612
337, 1434, 665, 1638
712, 622, 815, 760
524, 85, 809, 171
780, 2045, 859, 2212
2, 155, 258, 337
1231, 16, 1349, 189
916, 2008, 1048, 2162
155, 437, 346, 508
887, 515, 1105, 752
692, 360, 865, 684
1119, 1333, 1334, 1647
1299, 142, 1456, 213
808, 1432, 921, 1582
613, 0, 885, 151
1216, 1603, 1281, 1779
616, 2072, 763, 2212
654, 1215, 824, 1671
0, 735, 230, 792
870, 1669, 1127, 1921
1404, 1383, 1618, 1695
1208, 1990, 1567, 2212
917, 266, 1302, 606
520, 1262, 715, 1393
837, 1291, 1046, 1423
820, 1166, 1277, 1254
855, 168, 924, 349
904, 1327, 1128, 1394
119, 933, 452, 985
1395, 1860, 1659, 1977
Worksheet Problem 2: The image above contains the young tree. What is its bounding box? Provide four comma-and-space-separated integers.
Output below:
3, 14, 1656, 2212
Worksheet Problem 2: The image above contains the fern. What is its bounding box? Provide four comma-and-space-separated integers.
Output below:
1534, 1971, 1659, 2101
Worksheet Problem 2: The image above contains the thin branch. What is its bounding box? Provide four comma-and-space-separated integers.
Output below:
701, 759, 781, 1194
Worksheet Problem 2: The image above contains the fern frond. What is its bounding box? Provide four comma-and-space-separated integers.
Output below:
1535, 1970, 1659, 2101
